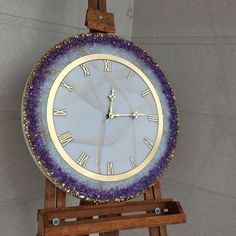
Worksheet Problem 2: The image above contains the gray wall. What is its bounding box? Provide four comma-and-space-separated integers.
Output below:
0, 1, 134, 235
132, 0, 236, 235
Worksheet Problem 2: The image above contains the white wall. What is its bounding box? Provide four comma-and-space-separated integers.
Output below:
0, 1, 134, 235
132, 0, 236, 235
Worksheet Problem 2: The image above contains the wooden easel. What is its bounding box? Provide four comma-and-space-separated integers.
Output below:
37, 1, 186, 235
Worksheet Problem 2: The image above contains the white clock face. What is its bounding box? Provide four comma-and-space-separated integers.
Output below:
47, 54, 163, 181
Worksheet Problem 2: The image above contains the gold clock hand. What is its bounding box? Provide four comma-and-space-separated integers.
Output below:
108, 86, 116, 119
113, 111, 147, 119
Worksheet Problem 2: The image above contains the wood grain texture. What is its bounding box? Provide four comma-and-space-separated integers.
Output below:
79, 200, 94, 236
88, 0, 98, 9
45, 179, 56, 209
40, 200, 177, 219
98, 0, 107, 11
42, 213, 185, 236
153, 182, 168, 236
145, 187, 161, 236
56, 189, 66, 208
86, 9, 115, 33
38, 199, 186, 235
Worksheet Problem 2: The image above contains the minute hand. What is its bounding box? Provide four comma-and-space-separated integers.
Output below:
113, 111, 146, 119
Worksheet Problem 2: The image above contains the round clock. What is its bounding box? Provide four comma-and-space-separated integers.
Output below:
22, 33, 178, 202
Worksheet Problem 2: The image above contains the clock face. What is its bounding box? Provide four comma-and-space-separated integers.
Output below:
22, 33, 178, 202
48, 54, 163, 181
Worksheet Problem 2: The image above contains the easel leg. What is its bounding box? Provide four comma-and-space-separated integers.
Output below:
79, 200, 120, 236
144, 181, 168, 236
56, 188, 66, 208
45, 179, 67, 209
45, 179, 56, 208
79, 200, 94, 236
152, 182, 167, 236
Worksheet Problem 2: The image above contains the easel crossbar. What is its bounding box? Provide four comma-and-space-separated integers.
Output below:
38, 200, 186, 236
38, 201, 186, 236
40, 200, 180, 220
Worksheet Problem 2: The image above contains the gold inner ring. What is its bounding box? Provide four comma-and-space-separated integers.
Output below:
47, 54, 163, 181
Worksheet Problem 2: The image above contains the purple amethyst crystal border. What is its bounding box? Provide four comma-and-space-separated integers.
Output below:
22, 33, 179, 202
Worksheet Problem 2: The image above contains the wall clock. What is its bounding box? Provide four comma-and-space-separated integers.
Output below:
22, 33, 178, 202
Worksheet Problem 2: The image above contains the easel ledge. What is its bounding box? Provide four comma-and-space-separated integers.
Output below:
37, 180, 186, 236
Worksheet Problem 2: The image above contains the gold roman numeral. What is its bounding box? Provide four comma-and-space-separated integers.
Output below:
130, 156, 137, 168
141, 89, 150, 97
61, 81, 73, 92
80, 64, 90, 76
58, 132, 73, 147
144, 138, 154, 149
104, 60, 112, 72
77, 152, 89, 167
107, 162, 114, 175
148, 114, 158, 122
127, 70, 133, 79
53, 109, 66, 116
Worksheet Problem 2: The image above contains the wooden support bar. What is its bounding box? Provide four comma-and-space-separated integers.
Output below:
153, 181, 162, 200
42, 213, 185, 236
154, 182, 168, 236
99, 215, 120, 236
98, 0, 107, 11
86, 0, 115, 33
79, 200, 94, 236
38, 200, 186, 236
145, 181, 168, 236
40, 200, 177, 219
88, 0, 106, 11
86, 9, 115, 33
145, 188, 161, 236
100, 232, 119, 236
45, 179, 56, 209
88, 0, 98, 9
56, 189, 66, 208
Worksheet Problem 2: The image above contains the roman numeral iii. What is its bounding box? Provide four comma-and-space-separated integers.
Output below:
58, 132, 73, 147
104, 60, 112, 72
148, 114, 158, 122
77, 152, 89, 167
